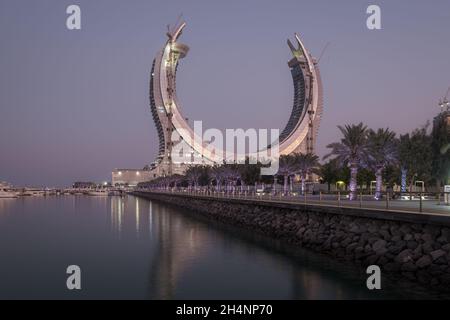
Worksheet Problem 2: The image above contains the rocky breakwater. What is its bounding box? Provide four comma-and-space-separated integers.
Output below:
133, 191, 450, 291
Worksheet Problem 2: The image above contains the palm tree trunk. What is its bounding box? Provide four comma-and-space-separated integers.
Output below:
375, 168, 383, 199
301, 175, 306, 195
400, 167, 407, 193
283, 175, 288, 195
273, 176, 277, 194
349, 165, 358, 201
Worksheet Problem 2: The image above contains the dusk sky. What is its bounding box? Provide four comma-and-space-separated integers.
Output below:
1, 0, 449, 187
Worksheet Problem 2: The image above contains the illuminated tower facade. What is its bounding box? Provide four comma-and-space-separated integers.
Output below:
148, 20, 323, 178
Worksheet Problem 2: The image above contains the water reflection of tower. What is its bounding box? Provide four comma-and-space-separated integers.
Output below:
110, 197, 144, 237
147, 203, 209, 299
290, 266, 347, 299
0, 199, 15, 214
110, 197, 124, 237
135, 197, 140, 237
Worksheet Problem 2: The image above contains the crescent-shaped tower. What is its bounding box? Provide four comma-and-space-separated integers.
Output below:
148, 20, 323, 178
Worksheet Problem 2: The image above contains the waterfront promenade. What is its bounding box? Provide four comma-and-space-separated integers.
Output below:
134, 189, 450, 217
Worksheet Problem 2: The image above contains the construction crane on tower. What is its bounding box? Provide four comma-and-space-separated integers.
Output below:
438, 87, 450, 112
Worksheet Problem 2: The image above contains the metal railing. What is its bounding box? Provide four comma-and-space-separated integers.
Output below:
134, 187, 450, 215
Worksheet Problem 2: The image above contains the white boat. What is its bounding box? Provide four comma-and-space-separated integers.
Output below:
88, 190, 108, 196
0, 189, 18, 198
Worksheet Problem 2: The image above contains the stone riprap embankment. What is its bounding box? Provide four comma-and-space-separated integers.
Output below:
133, 191, 450, 291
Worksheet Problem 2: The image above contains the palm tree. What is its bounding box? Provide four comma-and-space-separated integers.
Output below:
324, 123, 369, 200
210, 164, 224, 191
185, 165, 204, 190
295, 153, 320, 195
277, 154, 297, 195
170, 174, 184, 190
222, 163, 241, 193
367, 128, 398, 199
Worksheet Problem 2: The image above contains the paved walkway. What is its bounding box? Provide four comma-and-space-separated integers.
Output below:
258, 197, 450, 215
253, 195, 450, 215
153, 191, 450, 216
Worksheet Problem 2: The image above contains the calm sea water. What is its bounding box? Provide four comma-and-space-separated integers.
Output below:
0, 195, 437, 299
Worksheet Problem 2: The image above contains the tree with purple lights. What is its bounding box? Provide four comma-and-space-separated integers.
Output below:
398, 133, 413, 193
367, 128, 398, 199
210, 164, 226, 192
324, 123, 369, 201
219, 163, 241, 193
185, 165, 205, 190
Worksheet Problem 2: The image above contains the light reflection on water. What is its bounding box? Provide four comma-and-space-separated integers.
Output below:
0, 195, 437, 299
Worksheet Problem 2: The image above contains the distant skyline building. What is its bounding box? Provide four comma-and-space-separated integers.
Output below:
148, 20, 323, 178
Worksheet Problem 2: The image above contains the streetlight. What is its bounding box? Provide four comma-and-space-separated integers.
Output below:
335, 180, 345, 191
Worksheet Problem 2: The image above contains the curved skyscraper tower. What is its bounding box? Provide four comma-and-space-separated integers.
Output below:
149, 20, 323, 178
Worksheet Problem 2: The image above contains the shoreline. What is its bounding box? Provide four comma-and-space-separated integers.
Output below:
132, 191, 450, 294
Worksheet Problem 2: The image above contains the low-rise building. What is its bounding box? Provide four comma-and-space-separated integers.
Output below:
112, 169, 152, 187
